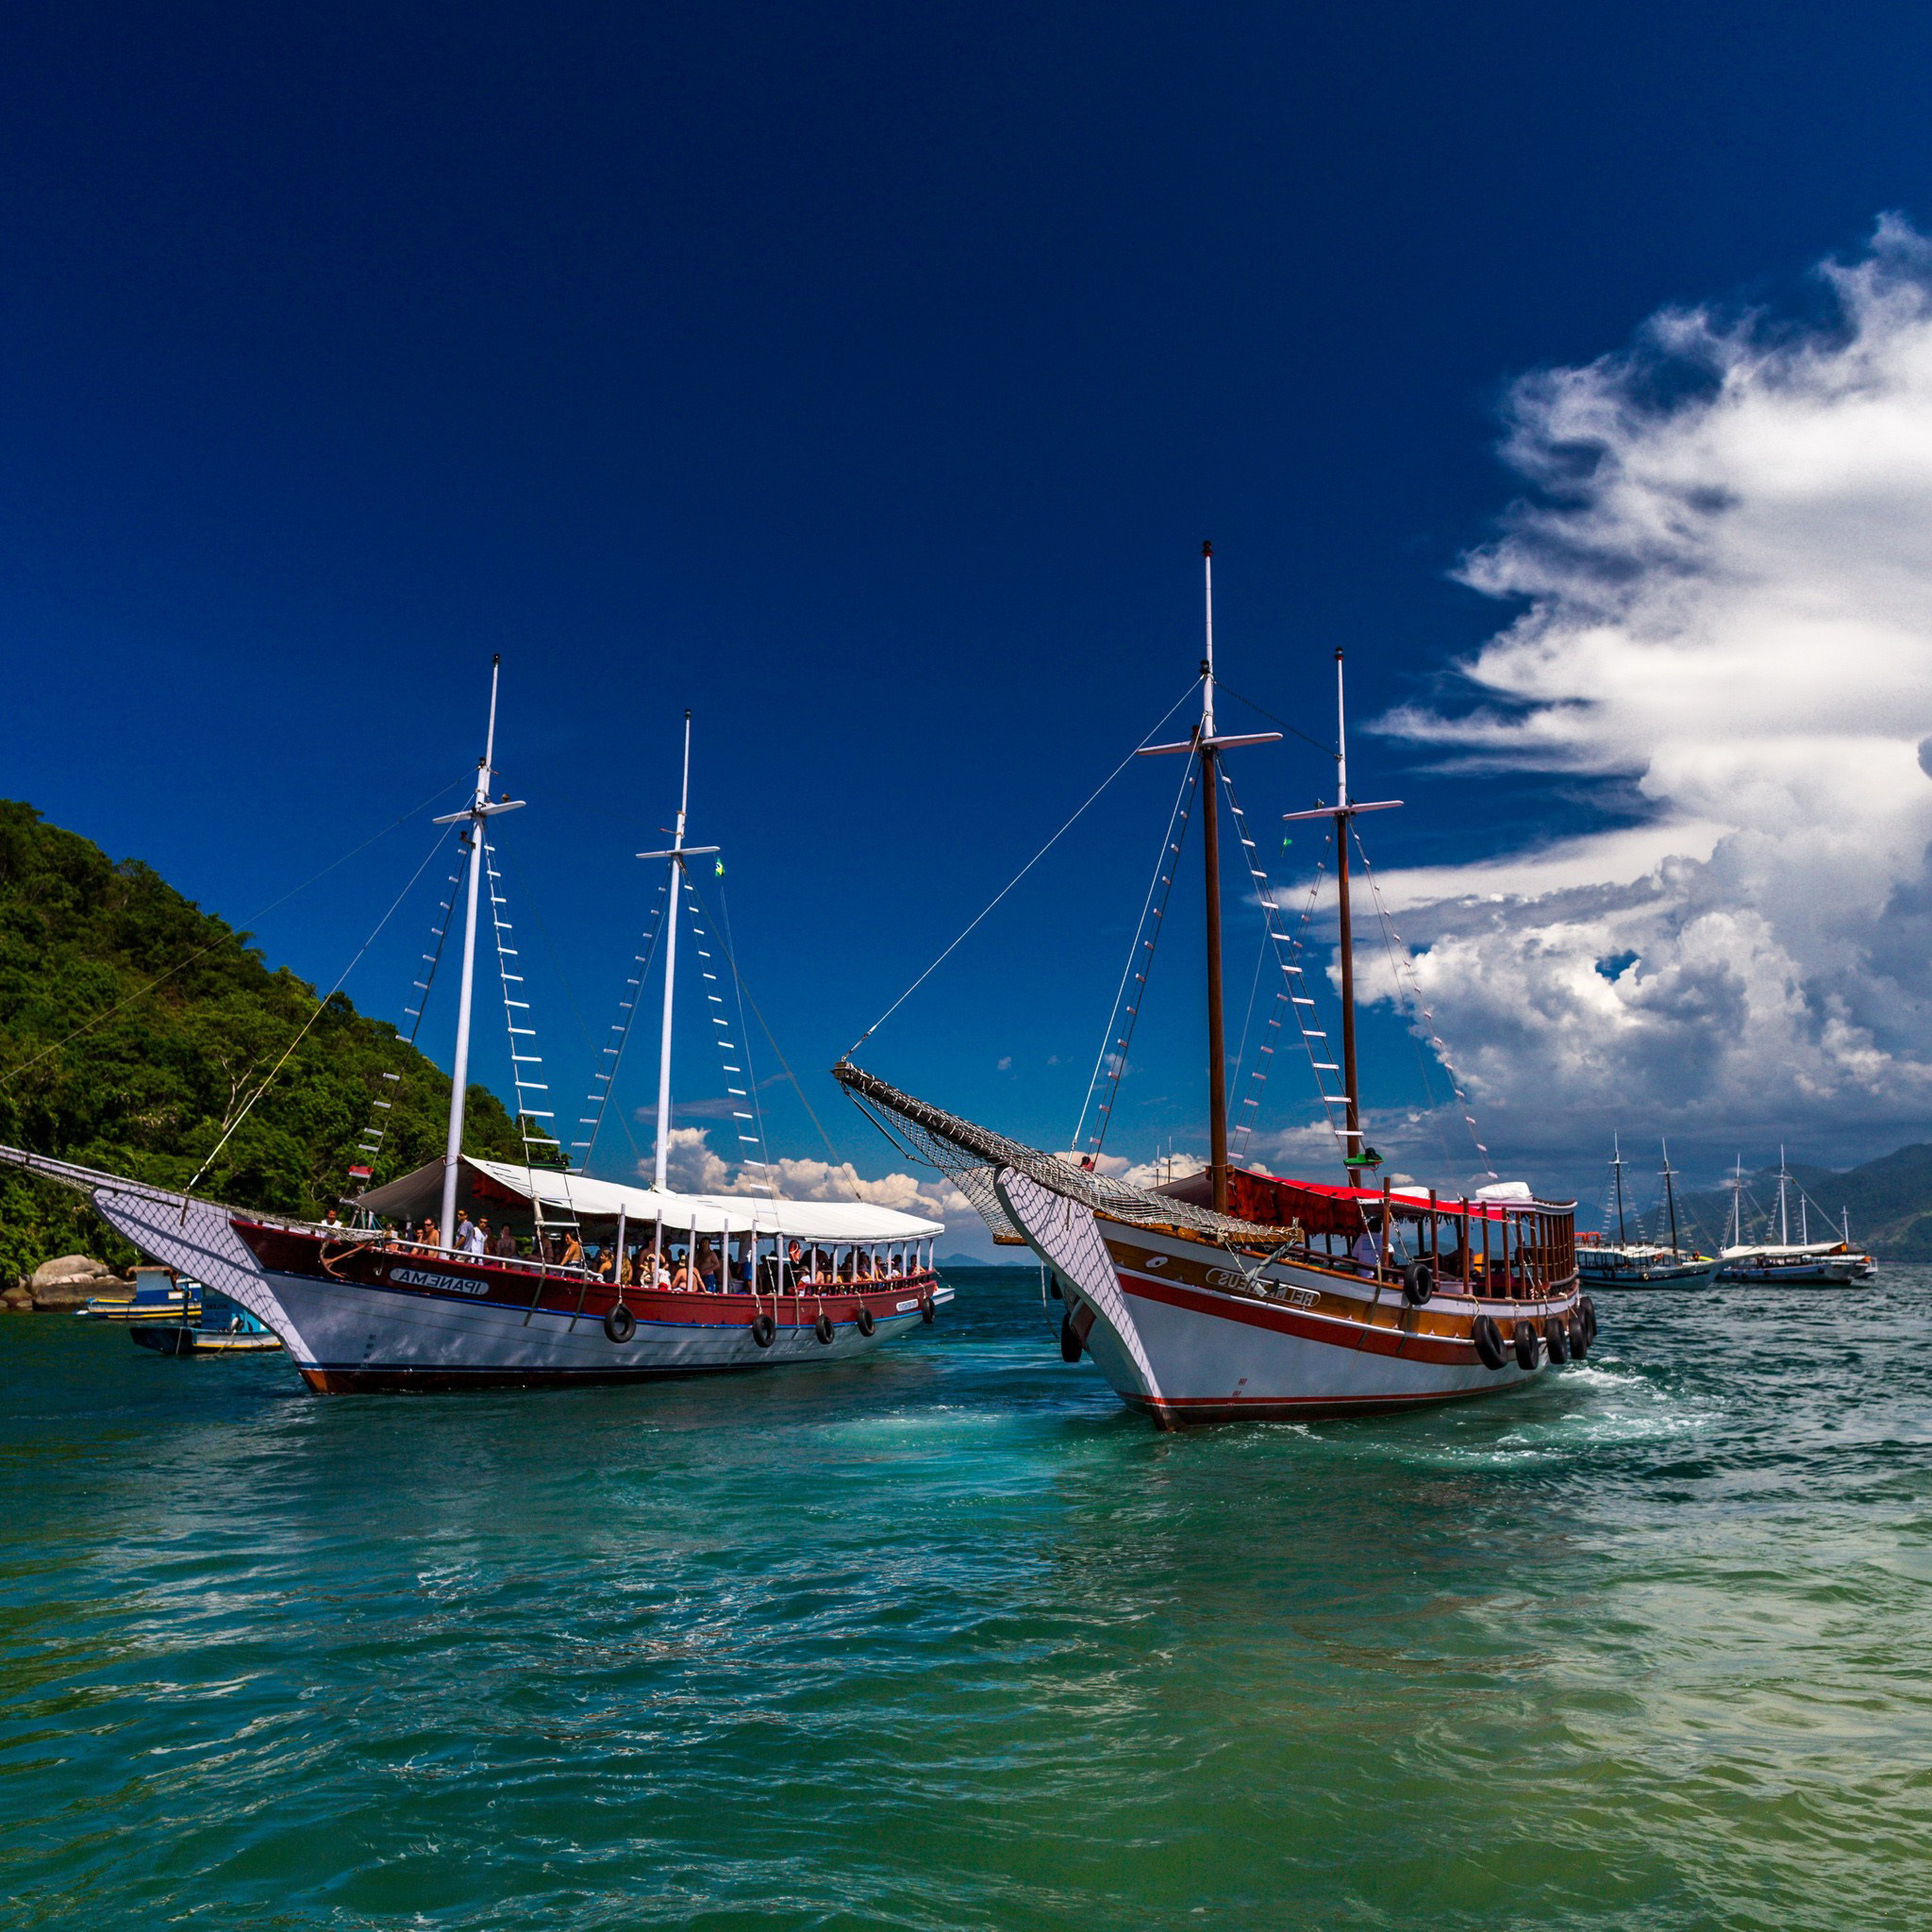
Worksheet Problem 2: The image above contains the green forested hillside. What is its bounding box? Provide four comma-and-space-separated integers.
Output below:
0, 800, 524, 1279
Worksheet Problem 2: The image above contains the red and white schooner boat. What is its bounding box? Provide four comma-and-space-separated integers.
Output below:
4, 663, 948, 1391
837, 546, 1588, 1426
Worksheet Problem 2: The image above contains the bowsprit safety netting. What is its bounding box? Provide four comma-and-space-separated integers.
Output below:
836, 1059, 1296, 1248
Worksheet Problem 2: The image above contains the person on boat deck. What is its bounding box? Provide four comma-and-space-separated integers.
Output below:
322, 1208, 345, 1233
1351, 1218, 1383, 1276
617, 1247, 635, 1288
668, 1249, 691, 1292
782, 1240, 807, 1288
694, 1241, 720, 1291
595, 1246, 615, 1283
560, 1230, 585, 1269
419, 1216, 440, 1251
490, 1222, 518, 1258
467, 1216, 492, 1257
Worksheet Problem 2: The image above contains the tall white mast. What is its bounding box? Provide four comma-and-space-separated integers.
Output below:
432, 656, 524, 1250
1778, 1145, 1790, 1246
638, 711, 719, 1192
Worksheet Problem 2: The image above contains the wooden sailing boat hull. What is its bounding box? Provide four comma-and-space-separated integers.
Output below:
996, 1170, 1581, 1426
7, 1149, 948, 1395
228, 1241, 946, 1391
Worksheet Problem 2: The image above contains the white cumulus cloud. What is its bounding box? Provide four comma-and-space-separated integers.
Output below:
1362, 217, 1932, 1174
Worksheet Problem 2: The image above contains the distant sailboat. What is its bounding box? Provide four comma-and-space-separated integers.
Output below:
1574, 1137, 1719, 1290
1717, 1147, 1874, 1287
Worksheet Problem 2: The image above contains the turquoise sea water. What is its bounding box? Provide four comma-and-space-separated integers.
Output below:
1, 1268, 1928, 1929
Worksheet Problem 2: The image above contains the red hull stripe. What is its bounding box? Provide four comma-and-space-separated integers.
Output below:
1127, 1383, 1519, 1427
1112, 1267, 1541, 1367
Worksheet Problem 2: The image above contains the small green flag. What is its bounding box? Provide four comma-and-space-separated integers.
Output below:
714, 858, 724, 877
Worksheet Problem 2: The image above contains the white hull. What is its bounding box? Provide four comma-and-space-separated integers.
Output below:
6, 1155, 949, 1392
994, 1169, 1579, 1424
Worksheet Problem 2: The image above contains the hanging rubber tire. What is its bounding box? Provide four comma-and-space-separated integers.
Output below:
1579, 1295, 1598, 1343
1402, 1259, 1435, 1307
920, 1293, 935, 1325
1513, 1320, 1539, 1371
1567, 1309, 1589, 1360
1471, 1313, 1507, 1370
855, 1305, 876, 1337
1544, 1314, 1570, 1364
1059, 1313, 1082, 1363
604, 1303, 636, 1345
1044, 1271, 1062, 1300
814, 1311, 835, 1345
750, 1312, 776, 1349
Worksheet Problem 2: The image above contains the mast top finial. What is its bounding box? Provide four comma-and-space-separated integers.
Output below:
1202, 539, 1212, 558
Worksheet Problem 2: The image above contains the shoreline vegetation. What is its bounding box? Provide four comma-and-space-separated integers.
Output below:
0, 799, 525, 1286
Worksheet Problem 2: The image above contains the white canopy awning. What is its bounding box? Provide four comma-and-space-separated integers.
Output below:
353, 1155, 942, 1242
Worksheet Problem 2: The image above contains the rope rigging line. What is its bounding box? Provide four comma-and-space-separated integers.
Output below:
713, 879, 778, 1199
183, 826, 457, 1205
569, 875, 668, 1173
1070, 748, 1199, 1166
346, 827, 462, 1192
483, 835, 579, 1237
1349, 824, 1497, 1183
684, 873, 860, 1202
1214, 764, 1358, 1175
684, 874, 774, 1188
843, 677, 1202, 1059
3, 774, 471, 1088
1211, 676, 1343, 763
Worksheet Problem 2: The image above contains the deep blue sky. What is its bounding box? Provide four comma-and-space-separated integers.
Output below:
7, 3, 1932, 1210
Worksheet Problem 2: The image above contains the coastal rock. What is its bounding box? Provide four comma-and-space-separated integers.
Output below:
30, 1254, 114, 1290
3, 1285, 32, 1313
27, 1254, 125, 1312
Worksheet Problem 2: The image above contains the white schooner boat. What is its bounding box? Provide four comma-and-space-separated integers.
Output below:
837, 546, 1589, 1426
1574, 1138, 1720, 1290
4, 662, 949, 1390
1716, 1151, 1874, 1287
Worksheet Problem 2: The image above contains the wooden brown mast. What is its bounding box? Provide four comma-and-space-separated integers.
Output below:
1284, 647, 1401, 1174
1201, 721, 1229, 1209
1334, 770, 1359, 1145
1139, 543, 1278, 1215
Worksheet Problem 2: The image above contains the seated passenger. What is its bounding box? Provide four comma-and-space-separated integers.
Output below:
1350, 1219, 1382, 1277
561, 1231, 585, 1269
669, 1251, 691, 1292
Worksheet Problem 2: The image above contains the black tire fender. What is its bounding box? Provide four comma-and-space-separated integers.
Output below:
855, 1305, 875, 1337
920, 1293, 935, 1325
750, 1312, 776, 1349
813, 1310, 835, 1345
1402, 1259, 1434, 1307
1059, 1312, 1082, 1363
1544, 1314, 1570, 1365
1579, 1295, 1598, 1343
604, 1303, 636, 1345
1567, 1310, 1589, 1359
1471, 1313, 1507, 1371
1513, 1319, 1539, 1371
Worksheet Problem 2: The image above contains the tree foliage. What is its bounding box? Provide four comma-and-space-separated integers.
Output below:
0, 800, 524, 1278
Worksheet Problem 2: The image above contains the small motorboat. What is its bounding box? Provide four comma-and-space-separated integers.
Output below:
131, 1301, 281, 1356
80, 1264, 203, 1323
